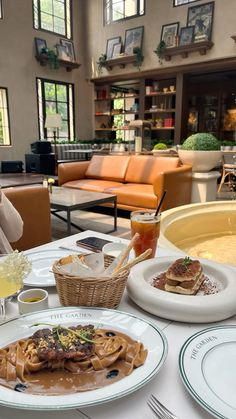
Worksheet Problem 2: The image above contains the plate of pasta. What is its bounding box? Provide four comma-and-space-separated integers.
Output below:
0, 307, 168, 410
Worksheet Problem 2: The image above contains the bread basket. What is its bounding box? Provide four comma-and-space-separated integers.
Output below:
52, 254, 129, 309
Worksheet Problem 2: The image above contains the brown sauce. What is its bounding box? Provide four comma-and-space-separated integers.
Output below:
0, 330, 146, 395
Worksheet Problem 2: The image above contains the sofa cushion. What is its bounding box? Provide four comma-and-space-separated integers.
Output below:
63, 179, 123, 193
106, 184, 157, 209
125, 156, 180, 184
85, 155, 130, 181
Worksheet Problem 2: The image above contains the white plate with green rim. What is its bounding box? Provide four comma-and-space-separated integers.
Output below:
0, 307, 168, 410
179, 325, 236, 419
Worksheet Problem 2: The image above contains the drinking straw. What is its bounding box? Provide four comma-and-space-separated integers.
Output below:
155, 190, 167, 217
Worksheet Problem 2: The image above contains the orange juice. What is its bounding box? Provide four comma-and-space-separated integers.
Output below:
131, 210, 161, 258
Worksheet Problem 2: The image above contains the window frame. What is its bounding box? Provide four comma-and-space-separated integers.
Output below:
33, 0, 72, 39
0, 87, 11, 147
173, 0, 200, 6
104, 0, 145, 25
36, 78, 75, 142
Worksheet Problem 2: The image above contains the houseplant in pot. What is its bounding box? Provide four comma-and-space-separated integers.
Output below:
178, 133, 222, 172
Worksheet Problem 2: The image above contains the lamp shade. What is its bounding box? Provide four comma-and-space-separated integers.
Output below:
45, 114, 62, 129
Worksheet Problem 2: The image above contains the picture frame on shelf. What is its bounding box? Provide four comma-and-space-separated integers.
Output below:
179, 26, 195, 45
173, 0, 199, 6
112, 42, 122, 59
187, 2, 214, 42
106, 37, 121, 59
160, 22, 179, 48
124, 26, 144, 55
56, 44, 71, 61
34, 38, 47, 55
60, 39, 76, 62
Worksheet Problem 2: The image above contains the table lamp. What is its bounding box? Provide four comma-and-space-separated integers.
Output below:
45, 113, 62, 173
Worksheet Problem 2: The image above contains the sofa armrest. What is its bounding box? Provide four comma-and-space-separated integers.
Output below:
4, 186, 51, 251
58, 161, 90, 185
153, 165, 192, 211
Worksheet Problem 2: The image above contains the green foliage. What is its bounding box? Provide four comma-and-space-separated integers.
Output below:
97, 53, 107, 74
153, 142, 168, 150
41, 47, 59, 69
221, 140, 236, 147
133, 47, 144, 70
182, 133, 221, 151
154, 41, 166, 64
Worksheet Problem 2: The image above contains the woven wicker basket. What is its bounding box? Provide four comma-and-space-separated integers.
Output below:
52, 254, 129, 309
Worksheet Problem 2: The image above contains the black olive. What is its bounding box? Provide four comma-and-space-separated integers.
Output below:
105, 331, 116, 337
106, 369, 119, 379
14, 383, 27, 392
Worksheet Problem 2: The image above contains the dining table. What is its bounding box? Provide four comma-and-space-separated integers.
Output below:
0, 229, 235, 419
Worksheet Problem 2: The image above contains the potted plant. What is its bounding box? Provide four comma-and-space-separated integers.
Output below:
178, 133, 222, 172
133, 47, 144, 70
154, 41, 166, 64
97, 53, 107, 74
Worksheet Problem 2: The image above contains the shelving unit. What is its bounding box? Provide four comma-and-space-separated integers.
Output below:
35, 54, 80, 72
105, 55, 137, 70
162, 41, 214, 61
94, 82, 141, 143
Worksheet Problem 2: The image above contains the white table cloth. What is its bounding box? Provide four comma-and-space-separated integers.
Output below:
0, 230, 235, 419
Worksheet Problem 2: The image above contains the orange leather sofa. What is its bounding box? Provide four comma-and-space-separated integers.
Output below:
4, 186, 51, 251
58, 155, 192, 211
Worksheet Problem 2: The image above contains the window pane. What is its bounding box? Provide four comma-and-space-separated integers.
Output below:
0, 0, 3, 19
0, 89, 11, 146
105, 0, 144, 24
33, 0, 71, 38
37, 79, 74, 141
56, 85, 67, 101
45, 83, 56, 100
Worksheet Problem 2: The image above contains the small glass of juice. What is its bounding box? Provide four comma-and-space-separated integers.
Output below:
131, 210, 161, 258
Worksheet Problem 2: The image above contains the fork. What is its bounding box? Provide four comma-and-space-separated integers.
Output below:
147, 394, 179, 419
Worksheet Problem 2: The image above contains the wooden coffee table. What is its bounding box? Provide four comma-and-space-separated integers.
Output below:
50, 187, 117, 234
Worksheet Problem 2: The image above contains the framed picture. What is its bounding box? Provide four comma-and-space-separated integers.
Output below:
124, 26, 144, 55
60, 39, 76, 62
112, 42, 122, 59
187, 2, 214, 42
106, 37, 121, 60
34, 38, 47, 55
56, 44, 71, 62
188, 110, 198, 132
160, 22, 179, 48
173, 0, 200, 6
179, 26, 195, 45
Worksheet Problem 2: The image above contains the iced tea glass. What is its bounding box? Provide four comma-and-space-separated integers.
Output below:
131, 210, 161, 259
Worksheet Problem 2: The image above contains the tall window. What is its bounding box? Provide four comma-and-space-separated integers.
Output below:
0, 88, 11, 146
174, 0, 199, 6
0, 0, 3, 19
104, 0, 144, 24
33, 0, 71, 39
37, 78, 74, 141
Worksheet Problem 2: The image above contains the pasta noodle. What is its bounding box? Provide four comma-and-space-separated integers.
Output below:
0, 325, 147, 395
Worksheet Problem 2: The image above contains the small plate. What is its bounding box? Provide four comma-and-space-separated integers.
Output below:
24, 249, 79, 287
127, 256, 236, 323
179, 325, 236, 418
0, 307, 168, 410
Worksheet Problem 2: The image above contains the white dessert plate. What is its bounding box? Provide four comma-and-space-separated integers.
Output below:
0, 307, 168, 410
179, 325, 236, 418
127, 256, 236, 323
24, 249, 79, 287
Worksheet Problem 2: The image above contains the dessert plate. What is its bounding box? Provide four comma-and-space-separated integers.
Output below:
0, 307, 168, 410
127, 256, 236, 323
24, 249, 79, 287
179, 325, 236, 418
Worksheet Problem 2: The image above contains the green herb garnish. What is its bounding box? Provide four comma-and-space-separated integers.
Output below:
181, 257, 192, 270
31, 322, 96, 344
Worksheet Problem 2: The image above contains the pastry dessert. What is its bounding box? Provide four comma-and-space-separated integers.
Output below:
164, 257, 204, 295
